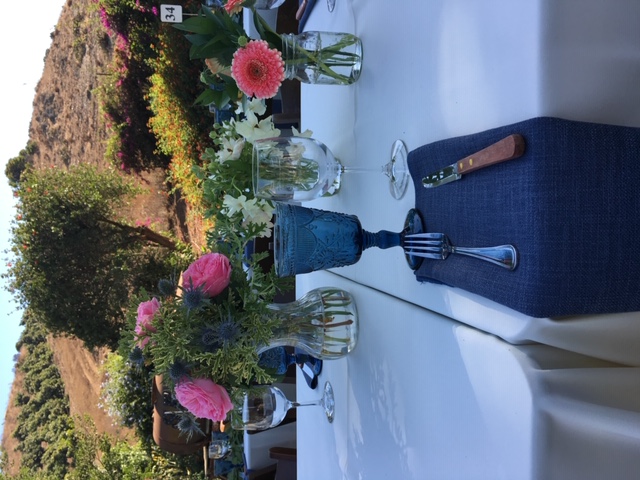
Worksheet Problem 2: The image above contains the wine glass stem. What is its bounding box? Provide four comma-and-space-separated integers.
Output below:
341, 166, 389, 174
361, 230, 402, 250
291, 400, 322, 408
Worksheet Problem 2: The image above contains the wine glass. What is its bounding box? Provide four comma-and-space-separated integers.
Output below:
252, 136, 410, 202
273, 203, 425, 277
208, 433, 232, 459
231, 382, 336, 430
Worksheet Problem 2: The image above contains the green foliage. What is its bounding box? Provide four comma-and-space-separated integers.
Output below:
99, 352, 154, 442
65, 417, 155, 480
5, 141, 37, 188
4, 164, 180, 350
174, 7, 248, 66
10, 316, 73, 477
146, 23, 214, 211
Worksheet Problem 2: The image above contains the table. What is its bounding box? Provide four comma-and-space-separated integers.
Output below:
297, 0, 640, 367
290, 0, 640, 478
296, 270, 640, 480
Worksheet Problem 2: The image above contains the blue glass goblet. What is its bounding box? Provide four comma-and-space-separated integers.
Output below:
273, 203, 424, 277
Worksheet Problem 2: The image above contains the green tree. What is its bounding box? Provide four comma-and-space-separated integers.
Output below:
4, 141, 37, 188
5, 164, 180, 349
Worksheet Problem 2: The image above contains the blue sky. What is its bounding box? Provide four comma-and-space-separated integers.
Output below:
0, 0, 67, 438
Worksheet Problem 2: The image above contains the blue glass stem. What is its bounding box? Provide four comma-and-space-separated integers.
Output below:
361, 230, 402, 250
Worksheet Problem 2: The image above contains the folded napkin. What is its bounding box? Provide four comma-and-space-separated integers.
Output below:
409, 117, 640, 318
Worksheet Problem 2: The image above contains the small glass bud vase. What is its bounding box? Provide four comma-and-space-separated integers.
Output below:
281, 32, 363, 85
258, 287, 358, 360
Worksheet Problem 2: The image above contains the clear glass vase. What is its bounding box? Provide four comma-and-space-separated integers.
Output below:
258, 287, 358, 359
282, 31, 363, 85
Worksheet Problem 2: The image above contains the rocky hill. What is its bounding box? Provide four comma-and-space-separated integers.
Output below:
2, 0, 199, 474
29, 0, 111, 170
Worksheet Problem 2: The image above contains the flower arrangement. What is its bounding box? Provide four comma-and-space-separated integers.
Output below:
122, 242, 292, 477
174, 1, 284, 109
194, 97, 312, 245
124, 249, 290, 394
175, 2, 362, 110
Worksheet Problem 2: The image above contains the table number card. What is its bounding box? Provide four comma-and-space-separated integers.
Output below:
160, 4, 183, 23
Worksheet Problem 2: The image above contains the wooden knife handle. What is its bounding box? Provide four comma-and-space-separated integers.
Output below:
457, 134, 526, 174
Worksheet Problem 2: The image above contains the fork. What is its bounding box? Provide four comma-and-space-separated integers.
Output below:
403, 233, 518, 270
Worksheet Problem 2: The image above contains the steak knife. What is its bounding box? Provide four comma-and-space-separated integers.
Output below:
422, 134, 525, 188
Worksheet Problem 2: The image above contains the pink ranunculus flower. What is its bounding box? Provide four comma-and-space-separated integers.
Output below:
224, 0, 246, 15
231, 40, 285, 99
134, 297, 161, 349
174, 378, 234, 422
182, 253, 232, 297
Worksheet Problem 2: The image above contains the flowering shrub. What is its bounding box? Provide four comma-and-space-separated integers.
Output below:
95, 0, 160, 169
146, 20, 215, 201
99, 352, 154, 441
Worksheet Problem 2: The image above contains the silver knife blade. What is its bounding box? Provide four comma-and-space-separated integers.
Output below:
422, 164, 461, 188
422, 134, 526, 189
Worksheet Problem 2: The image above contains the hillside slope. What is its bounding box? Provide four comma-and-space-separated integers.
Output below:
2, 0, 197, 473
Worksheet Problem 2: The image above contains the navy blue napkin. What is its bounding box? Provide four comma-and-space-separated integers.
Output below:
298, 0, 317, 32
409, 117, 640, 318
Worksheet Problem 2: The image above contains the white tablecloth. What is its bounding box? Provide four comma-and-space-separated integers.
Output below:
297, 0, 640, 366
296, 270, 640, 480
290, 1, 640, 478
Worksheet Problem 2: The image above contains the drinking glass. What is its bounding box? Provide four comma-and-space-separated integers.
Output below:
231, 382, 335, 430
252, 137, 410, 202
273, 203, 425, 277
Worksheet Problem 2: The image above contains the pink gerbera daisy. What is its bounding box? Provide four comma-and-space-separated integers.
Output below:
224, 0, 245, 15
231, 40, 285, 99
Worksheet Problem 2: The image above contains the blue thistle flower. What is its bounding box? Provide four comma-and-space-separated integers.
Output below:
201, 326, 222, 353
215, 316, 240, 346
182, 286, 205, 310
176, 413, 204, 441
128, 347, 144, 366
168, 359, 190, 383
158, 278, 176, 297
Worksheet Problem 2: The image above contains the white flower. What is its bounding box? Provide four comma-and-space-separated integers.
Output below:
235, 97, 267, 117
242, 199, 275, 238
235, 114, 281, 143
216, 137, 245, 163
292, 126, 313, 138
222, 194, 247, 216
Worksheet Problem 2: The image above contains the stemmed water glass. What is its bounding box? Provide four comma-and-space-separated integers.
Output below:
231, 381, 336, 430
252, 136, 410, 202
274, 202, 425, 277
